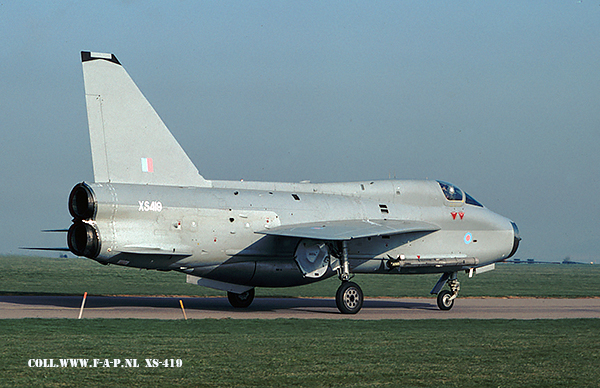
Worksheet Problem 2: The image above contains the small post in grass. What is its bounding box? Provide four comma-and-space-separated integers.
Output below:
179, 299, 188, 320
78, 292, 88, 319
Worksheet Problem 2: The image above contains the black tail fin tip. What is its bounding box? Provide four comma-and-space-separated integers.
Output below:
81, 51, 121, 65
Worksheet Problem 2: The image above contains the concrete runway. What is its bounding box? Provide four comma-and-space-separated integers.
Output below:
1, 295, 599, 319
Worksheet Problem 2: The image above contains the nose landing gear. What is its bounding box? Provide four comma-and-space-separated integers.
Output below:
436, 290, 454, 310
432, 272, 460, 311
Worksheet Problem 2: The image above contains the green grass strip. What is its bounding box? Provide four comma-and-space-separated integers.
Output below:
0, 319, 598, 387
2, 256, 600, 298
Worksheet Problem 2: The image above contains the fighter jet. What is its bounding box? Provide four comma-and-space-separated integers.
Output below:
65, 52, 520, 314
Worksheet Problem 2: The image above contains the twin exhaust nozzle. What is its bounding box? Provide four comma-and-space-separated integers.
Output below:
67, 183, 100, 259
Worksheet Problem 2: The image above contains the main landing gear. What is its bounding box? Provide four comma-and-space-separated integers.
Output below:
335, 241, 365, 314
432, 272, 460, 311
336, 281, 363, 314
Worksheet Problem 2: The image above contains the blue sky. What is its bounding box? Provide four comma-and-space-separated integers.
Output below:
1, 1, 599, 262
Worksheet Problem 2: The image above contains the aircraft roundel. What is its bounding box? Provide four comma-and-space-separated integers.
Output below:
464, 232, 473, 245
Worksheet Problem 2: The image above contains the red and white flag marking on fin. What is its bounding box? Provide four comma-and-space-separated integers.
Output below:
141, 157, 154, 173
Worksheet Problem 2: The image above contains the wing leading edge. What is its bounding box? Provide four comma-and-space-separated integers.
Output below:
257, 219, 440, 241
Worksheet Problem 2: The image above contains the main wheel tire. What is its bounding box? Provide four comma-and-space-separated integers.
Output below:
336, 281, 363, 314
227, 289, 255, 308
436, 289, 454, 311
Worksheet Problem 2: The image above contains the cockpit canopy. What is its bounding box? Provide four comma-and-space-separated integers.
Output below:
437, 181, 483, 207
438, 181, 463, 201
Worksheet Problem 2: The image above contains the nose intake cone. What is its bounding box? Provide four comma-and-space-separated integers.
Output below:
506, 222, 521, 259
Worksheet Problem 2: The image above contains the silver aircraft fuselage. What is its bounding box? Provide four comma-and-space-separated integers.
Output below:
69, 179, 519, 288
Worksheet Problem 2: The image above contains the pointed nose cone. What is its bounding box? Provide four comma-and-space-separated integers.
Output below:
506, 222, 521, 259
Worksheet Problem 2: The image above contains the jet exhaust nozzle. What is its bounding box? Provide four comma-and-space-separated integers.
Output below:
67, 182, 101, 258
69, 182, 96, 220
67, 221, 100, 259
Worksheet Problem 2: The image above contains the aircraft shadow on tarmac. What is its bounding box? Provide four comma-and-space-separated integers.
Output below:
0, 295, 437, 313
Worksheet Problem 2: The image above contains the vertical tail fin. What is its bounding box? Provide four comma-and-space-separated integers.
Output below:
81, 51, 210, 187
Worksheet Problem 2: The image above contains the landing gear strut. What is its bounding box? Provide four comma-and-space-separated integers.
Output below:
431, 272, 460, 311
335, 241, 364, 314
227, 288, 255, 308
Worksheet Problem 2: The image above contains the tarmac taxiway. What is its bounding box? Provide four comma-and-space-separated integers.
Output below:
1, 295, 599, 319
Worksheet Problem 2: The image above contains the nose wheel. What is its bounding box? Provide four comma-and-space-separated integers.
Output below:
436, 290, 454, 310
431, 272, 460, 311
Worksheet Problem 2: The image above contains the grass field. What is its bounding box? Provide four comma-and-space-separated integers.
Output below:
1, 255, 599, 298
2, 256, 599, 387
1, 319, 599, 387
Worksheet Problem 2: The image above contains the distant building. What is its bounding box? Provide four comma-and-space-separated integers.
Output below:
561, 256, 591, 265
